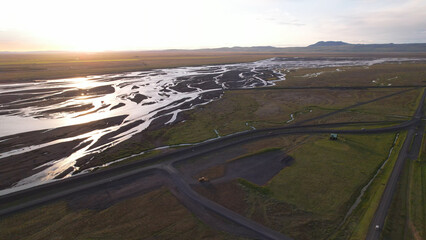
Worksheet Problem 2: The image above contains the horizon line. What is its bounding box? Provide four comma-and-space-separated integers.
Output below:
2, 41, 426, 54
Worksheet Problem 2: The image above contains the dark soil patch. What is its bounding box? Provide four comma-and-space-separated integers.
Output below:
67, 171, 167, 210
110, 102, 125, 110
129, 93, 148, 104
39, 103, 94, 115
193, 180, 248, 216
0, 115, 128, 153
0, 139, 90, 189
225, 150, 293, 185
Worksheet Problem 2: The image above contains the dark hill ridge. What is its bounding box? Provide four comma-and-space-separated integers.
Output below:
308, 41, 350, 47
198, 41, 426, 53
305, 41, 426, 52
202, 46, 278, 52
4, 41, 426, 54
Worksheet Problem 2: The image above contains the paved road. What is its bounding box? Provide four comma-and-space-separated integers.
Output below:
366, 89, 425, 240
408, 119, 425, 160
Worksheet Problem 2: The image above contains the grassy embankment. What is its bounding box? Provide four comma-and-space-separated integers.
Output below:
0, 187, 236, 240
330, 131, 406, 240
409, 131, 426, 239
381, 126, 426, 240
270, 133, 406, 239
269, 134, 398, 217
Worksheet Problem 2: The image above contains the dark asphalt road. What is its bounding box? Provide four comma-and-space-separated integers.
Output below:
408, 119, 425, 160
366, 89, 425, 240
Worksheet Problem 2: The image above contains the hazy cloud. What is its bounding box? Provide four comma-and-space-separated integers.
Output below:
314, 0, 426, 43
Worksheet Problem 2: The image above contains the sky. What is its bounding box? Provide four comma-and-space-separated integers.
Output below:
0, 0, 425, 52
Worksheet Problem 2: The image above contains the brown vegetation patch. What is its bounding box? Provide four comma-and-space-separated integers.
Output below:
196, 165, 226, 181
194, 180, 248, 216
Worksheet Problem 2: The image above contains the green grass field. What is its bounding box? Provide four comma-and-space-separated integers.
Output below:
220, 132, 407, 239
329, 131, 406, 240
277, 63, 426, 88
268, 133, 398, 217
155, 88, 416, 147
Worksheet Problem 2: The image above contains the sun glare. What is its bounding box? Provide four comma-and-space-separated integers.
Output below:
71, 77, 93, 89
0, 0, 295, 51
2, 0, 424, 51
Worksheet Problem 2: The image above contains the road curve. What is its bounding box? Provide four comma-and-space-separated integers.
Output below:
366, 89, 425, 240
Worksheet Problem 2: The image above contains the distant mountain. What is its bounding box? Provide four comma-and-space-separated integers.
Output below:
308, 41, 350, 47
304, 41, 426, 52
5, 42, 426, 54
201, 46, 279, 52
197, 41, 426, 53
